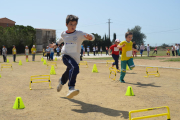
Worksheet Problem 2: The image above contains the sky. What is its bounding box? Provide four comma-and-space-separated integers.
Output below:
1, 0, 180, 46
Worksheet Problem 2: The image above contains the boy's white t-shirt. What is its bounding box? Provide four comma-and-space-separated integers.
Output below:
93, 47, 95, 51
100, 48, 102, 51
87, 48, 90, 52
57, 30, 95, 63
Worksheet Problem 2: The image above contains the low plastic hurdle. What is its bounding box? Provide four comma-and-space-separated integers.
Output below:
47, 61, 57, 69
129, 106, 171, 120
109, 67, 120, 80
29, 75, 52, 90
144, 67, 160, 77
1, 63, 13, 71
79, 61, 88, 68
106, 60, 115, 66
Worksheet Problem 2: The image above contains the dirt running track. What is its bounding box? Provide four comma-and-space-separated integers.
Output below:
0, 56, 180, 120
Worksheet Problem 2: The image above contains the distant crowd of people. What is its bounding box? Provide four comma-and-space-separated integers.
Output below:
1, 43, 179, 63
0, 45, 37, 62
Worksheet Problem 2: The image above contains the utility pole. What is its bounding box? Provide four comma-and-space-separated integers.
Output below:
107, 19, 112, 40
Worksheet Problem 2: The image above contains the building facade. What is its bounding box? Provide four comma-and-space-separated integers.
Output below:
35, 28, 56, 52
0, 17, 16, 28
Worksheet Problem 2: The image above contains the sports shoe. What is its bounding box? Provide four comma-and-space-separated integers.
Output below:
57, 78, 63, 92
66, 89, 79, 99
120, 80, 125, 83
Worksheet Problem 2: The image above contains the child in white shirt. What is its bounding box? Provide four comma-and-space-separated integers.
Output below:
54, 15, 95, 99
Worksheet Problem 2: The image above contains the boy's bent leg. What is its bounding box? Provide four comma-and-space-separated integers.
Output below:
62, 55, 79, 88
120, 60, 127, 82
127, 58, 135, 70
61, 67, 70, 85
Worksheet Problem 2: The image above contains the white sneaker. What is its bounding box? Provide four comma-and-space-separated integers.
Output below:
57, 78, 63, 92
66, 89, 79, 99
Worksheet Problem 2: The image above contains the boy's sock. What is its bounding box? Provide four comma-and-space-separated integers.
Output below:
69, 86, 74, 90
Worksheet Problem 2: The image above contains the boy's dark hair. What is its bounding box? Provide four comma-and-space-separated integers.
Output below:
125, 32, 133, 38
66, 15, 79, 25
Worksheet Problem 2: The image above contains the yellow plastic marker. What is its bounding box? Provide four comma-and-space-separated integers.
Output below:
19, 60, 22, 65
13, 97, 25, 109
125, 86, 134, 96
50, 65, 56, 75
92, 64, 98, 73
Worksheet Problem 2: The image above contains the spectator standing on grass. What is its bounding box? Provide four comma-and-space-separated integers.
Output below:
96, 46, 99, 56
171, 45, 175, 56
87, 46, 90, 56
93, 46, 96, 56
100, 46, 102, 56
25, 46, 29, 60
46, 46, 50, 60
50, 45, 55, 61
147, 44, 150, 57
175, 44, 179, 56
31, 45, 36, 61
105, 46, 109, 55
56, 45, 60, 57
140, 43, 145, 57
2, 45, 7, 62
132, 41, 137, 57
12, 45, 17, 62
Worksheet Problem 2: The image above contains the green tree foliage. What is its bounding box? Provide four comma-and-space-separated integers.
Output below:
83, 33, 112, 51
112, 33, 116, 42
0, 25, 36, 53
160, 43, 170, 49
128, 26, 146, 45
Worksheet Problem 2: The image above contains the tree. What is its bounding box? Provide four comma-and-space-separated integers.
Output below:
128, 26, 146, 45
112, 33, 116, 42
0, 25, 36, 53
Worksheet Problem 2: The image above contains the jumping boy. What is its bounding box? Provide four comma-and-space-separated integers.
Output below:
117, 32, 138, 83
53, 15, 95, 99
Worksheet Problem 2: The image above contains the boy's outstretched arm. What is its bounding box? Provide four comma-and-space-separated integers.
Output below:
84, 34, 94, 41
117, 44, 125, 48
81, 32, 95, 41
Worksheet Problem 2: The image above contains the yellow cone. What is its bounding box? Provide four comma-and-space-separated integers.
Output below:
7, 58, 9, 63
125, 86, 134, 96
13, 97, 25, 109
43, 60, 47, 65
19, 60, 22, 65
41, 58, 44, 62
50, 65, 56, 75
55, 57, 57, 61
126, 65, 129, 70
26, 59, 29, 62
92, 64, 98, 73
0, 74, 1, 78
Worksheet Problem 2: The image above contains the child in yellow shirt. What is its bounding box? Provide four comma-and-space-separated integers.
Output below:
117, 32, 138, 83
12, 45, 17, 62
31, 45, 36, 61
166, 49, 170, 56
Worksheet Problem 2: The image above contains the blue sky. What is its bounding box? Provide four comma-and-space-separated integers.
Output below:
1, 0, 180, 46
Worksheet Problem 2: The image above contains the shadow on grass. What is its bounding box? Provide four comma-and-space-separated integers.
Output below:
61, 97, 129, 119
125, 82, 161, 88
